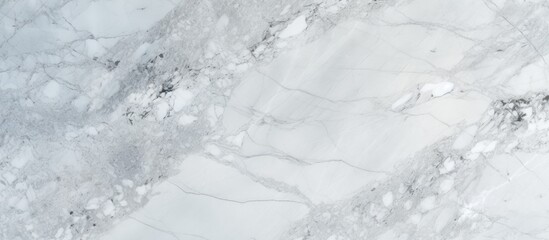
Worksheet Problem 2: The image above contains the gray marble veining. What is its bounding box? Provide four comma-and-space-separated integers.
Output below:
2, 0, 549, 239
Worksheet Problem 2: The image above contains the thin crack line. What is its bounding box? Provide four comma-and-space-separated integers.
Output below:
167, 181, 309, 206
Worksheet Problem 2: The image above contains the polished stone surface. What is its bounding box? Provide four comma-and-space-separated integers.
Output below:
3, 0, 549, 239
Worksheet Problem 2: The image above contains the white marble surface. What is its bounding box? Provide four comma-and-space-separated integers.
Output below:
3, 0, 549, 239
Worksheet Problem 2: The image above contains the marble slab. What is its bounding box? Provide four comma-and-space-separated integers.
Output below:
3, 0, 549, 239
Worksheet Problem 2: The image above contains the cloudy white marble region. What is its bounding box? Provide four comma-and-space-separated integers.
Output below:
4, 0, 549, 239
